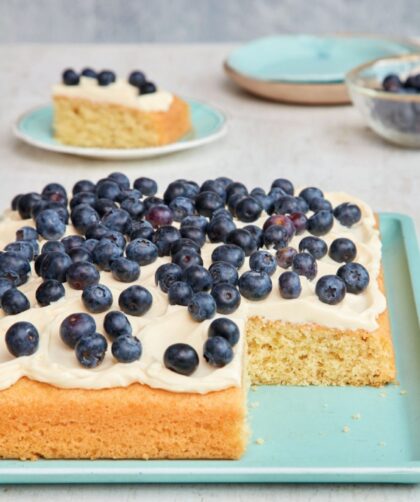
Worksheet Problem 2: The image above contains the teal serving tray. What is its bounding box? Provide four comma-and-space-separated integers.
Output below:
1, 213, 419, 484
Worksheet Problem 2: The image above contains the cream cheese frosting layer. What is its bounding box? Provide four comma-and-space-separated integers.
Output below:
52, 76, 174, 112
0, 192, 386, 393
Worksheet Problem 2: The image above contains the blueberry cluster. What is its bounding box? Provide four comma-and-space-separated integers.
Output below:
62, 68, 157, 95
382, 73, 420, 94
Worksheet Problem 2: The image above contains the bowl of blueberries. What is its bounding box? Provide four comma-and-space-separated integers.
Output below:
346, 54, 420, 147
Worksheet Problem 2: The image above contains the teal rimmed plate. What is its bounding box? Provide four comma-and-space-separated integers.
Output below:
13, 99, 227, 160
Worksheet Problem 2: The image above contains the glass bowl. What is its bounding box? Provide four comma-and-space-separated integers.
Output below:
346, 54, 420, 148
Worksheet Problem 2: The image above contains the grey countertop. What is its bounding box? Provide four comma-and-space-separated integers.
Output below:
0, 43, 419, 500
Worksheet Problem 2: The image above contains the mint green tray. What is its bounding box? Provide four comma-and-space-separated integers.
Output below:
1, 213, 419, 484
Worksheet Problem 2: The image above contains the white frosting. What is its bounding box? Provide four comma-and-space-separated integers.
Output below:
52, 76, 174, 112
0, 192, 386, 394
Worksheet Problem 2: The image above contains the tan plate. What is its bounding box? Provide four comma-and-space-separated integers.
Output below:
224, 61, 350, 106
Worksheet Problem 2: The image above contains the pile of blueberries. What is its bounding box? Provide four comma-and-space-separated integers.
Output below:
62, 68, 157, 95
0, 173, 369, 375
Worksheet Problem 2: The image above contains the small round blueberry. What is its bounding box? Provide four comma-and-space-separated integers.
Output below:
60, 312, 96, 348
208, 261, 238, 286
40, 251, 72, 282
309, 197, 332, 212
279, 271, 302, 299
62, 68, 79, 85
5, 241, 34, 262
276, 246, 297, 269
36, 279, 65, 306
179, 226, 206, 248
35, 209, 66, 240
118, 285, 153, 316
208, 318, 240, 346
226, 228, 257, 256
128, 70, 146, 87
168, 281, 194, 306
1, 288, 30, 315
337, 262, 370, 294
182, 265, 213, 293
299, 236, 328, 260
66, 261, 100, 290
172, 249, 203, 270
315, 275, 346, 305
195, 191, 224, 218
101, 208, 132, 234
188, 292, 217, 322
155, 263, 183, 293
263, 225, 290, 250
243, 224, 264, 248
211, 282, 241, 314
61, 235, 85, 253
81, 68, 97, 78
207, 217, 236, 243
140, 81, 156, 94
16, 226, 38, 242
75, 333, 108, 368
5, 322, 39, 357
238, 271, 272, 301
289, 212, 308, 235
133, 177, 158, 196
307, 210, 334, 236
153, 226, 181, 257
112, 334, 142, 363
180, 215, 208, 233
0, 251, 31, 286
329, 238, 357, 263
271, 178, 294, 195
82, 284, 113, 313
126, 238, 158, 266
235, 196, 262, 223
103, 311, 132, 340
204, 336, 234, 368
164, 343, 199, 376
299, 187, 324, 205
169, 196, 196, 222
333, 203, 362, 228
97, 70, 116, 86
110, 257, 140, 283
146, 204, 174, 228
249, 250, 277, 275
292, 252, 318, 281
92, 239, 123, 271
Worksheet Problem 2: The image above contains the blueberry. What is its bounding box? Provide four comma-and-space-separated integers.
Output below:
120, 196, 145, 219
207, 216, 236, 243
163, 181, 193, 204
40, 251, 72, 282
0, 251, 31, 286
333, 203, 362, 228
81, 67, 97, 78
34, 254, 46, 277
70, 191, 97, 209
208, 318, 240, 346
96, 180, 121, 201
72, 179, 96, 195
42, 182, 67, 205
227, 228, 257, 256
111, 334, 142, 363
203, 336, 233, 368
130, 220, 155, 241
337, 263, 370, 294
16, 226, 38, 242
208, 261, 238, 286
382, 73, 402, 92
42, 240, 65, 254
104, 311, 132, 339
179, 226, 206, 247
101, 208, 132, 235
238, 271, 272, 301
82, 284, 113, 313
92, 239, 123, 271
263, 225, 289, 250
61, 235, 85, 253
299, 187, 324, 205
155, 263, 183, 293
11, 194, 22, 211
36, 279, 65, 306
188, 292, 216, 322
235, 196, 262, 223
170, 238, 201, 256
0, 277, 13, 301
118, 285, 153, 316
5, 322, 39, 357
66, 261, 99, 290
315, 275, 346, 305
249, 250, 277, 275
299, 236, 328, 260
200, 179, 227, 202
117, 188, 141, 204
97, 70, 116, 86
35, 209, 66, 240
195, 191, 224, 217
164, 343, 199, 376
60, 312, 96, 348
144, 196, 165, 212
107, 171, 130, 190
140, 81, 156, 94
271, 178, 294, 195
262, 214, 295, 239
71, 204, 100, 234
75, 333, 108, 368
128, 70, 146, 87
153, 226, 181, 256
146, 204, 174, 228
307, 210, 334, 236
85, 225, 111, 245
169, 196, 195, 222
227, 193, 246, 217
172, 249, 203, 270
168, 281, 193, 306
17, 192, 43, 219
289, 212, 308, 235
1, 288, 30, 315
268, 187, 287, 209
134, 177, 157, 196
5, 241, 34, 261
84, 238, 99, 254
276, 195, 308, 214
211, 244, 245, 269
276, 246, 297, 269
182, 265, 213, 293
211, 282, 241, 314
279, 271, 302, 299
309, 197, 332, 212
62, 68, 79, 85
251, 191, 275, 213
68, 246, 92, 263
292, 252, 317, 280
126, 238, 158, 265
226, 182, 248, 200
329, 238, 357, 263
180, 215, 208, 233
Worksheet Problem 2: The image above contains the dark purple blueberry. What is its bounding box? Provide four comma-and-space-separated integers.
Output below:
179, 226, 206, 248
16, 226, 38, 242
292, 252, 317, 280
81, 68, 97, 78
92, 239, 123, 271
97, 70, 116, 86
268, 187, 287, 209
70, 191, 97, 209
289, 212, 308, 235
195, 191, 224, 218
84, 238, 99, 254
329, 238, 357, 263
275, 247, 297, 269
66, 261, 100, 290
252, 192, 275, 213
34, 254, 46, 277
271, 178, 294, 195
75, 333, 108, 368
164, 343, 199, 375
146, 204, 174, 228
60, 312, 96, 348
182, 265, 213, 293
215, 176, 233, 189
116, 188, 142, 204
104, 311, 132, 339
110, 257, 140, 283
42, 183, 67, 205
5, 241, 34, 262
211, 282, 241, 314
102, 230, 126, 250
11, 194, 23, 211
211, 244, 245, 268
238, 270, 272, 301
263, 225, 289, 250
279, 271, 302, 299
71, 204, 100, 234
35, 209, 66, 240
172, 249, 203, 270
208, 318, 240, 346
42, 240, 65, 254
227, 193, 247, 216
126, 238, 158, 265
203, 336, 233, 368
35, 279, 65, 306
1, 288, 30, 315
17, 193, 43, 219
152, 226, 181, 257
180, 215, 208, 233
134, 177, 157, 196
226, 228, 257, 256
128, 70, 146, 87
143, 196, 164, 212
333, 203, 362, 228
170, 238, 201, 256
226, 182, 248, 200
382, 73, 402, 92
243, 224, 264, 248
235, 196, 262, 223
112, 334, 142, 363
168, 196, 195, 222
188, 292, 217, 322
5, 322, 39, 357
405, 74, 420, 90
262, 214, 295, 239
107, 172, 130, 190
307, 210, 334, 236
120, 197, 145, 219
200, 179, 226, 201
72, 179, 96, 195
82, 284, 113, 313
40, 251, 72, 282
315, 275, 346, 305
309, 197, 332, 212
299, 187, 324, 205
130, 220, 154, 241
0, 278, 13, 301
299, 236, 328, 260
140, 81, 156, 94
94, 198, 118, 217
163, 181, 192, 204
276, 195, 307, 214
61, 235, 85, 253
101, 208, 132, 235
337, 263, 370, 294
249, 250, 277, 275
167, 281, 194, 306
62, 68, 79, 85
118, 285, 153, 316
155, 263, 183, 293
207, 216, 236, 243
0, 252, 31, 286
212, 208, 234, 222
208, 261, 239, 286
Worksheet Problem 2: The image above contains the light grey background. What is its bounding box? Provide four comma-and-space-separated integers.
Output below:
1, 0, 419, 43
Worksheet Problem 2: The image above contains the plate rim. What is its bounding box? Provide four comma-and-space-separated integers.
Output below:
13, 99, 228, 160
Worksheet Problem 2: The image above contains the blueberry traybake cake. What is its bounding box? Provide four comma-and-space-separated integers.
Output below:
53, 68, 191, 148
0, 174, 395, 459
